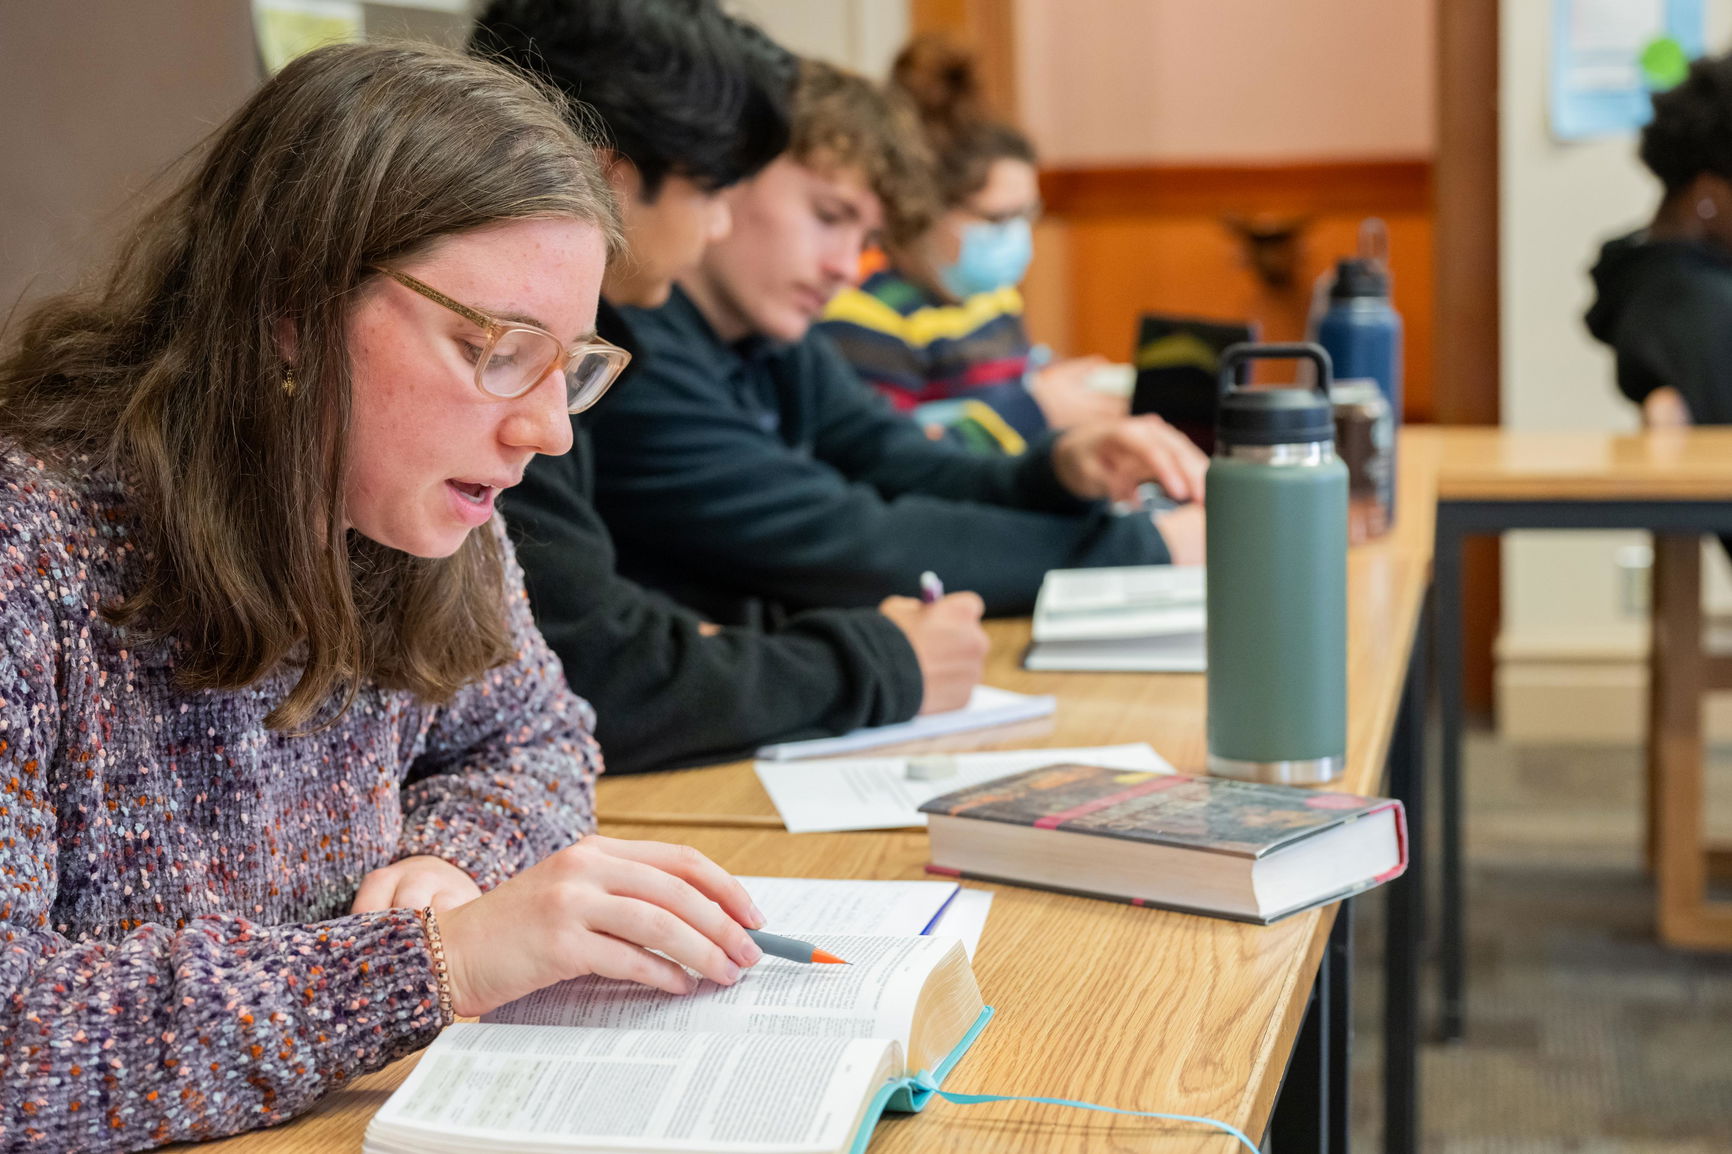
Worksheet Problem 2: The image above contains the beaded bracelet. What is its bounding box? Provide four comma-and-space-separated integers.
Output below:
416, 905, 456, 1027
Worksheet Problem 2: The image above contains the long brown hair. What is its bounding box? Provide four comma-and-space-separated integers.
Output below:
0, 42, 619, 732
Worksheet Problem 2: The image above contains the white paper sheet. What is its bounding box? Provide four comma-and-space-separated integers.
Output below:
755, 685, 1055, 760
926, 889, 993, 960
738, 877, 960, 937
755, 743, 1174, 833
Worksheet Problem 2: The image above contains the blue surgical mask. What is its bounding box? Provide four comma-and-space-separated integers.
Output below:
940, 217, 1033, 299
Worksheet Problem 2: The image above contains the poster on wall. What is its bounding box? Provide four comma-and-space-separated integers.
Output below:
1550, 0, 1704, 141
253, 0, 364, 74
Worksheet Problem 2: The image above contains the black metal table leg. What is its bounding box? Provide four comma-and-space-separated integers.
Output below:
1327, 901, 1353, 1154
1270, 907, 1353, 1153
1384, 591, 1429, 1153
1434, 515, 1466, 1042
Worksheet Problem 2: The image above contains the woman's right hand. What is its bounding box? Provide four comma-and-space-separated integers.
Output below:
436, 835, 767, 1017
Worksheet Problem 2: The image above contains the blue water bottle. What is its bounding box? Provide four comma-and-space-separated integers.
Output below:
1315, 256, 1403, 417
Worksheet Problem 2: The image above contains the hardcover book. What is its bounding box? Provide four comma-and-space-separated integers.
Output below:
919, 763, 1407, 924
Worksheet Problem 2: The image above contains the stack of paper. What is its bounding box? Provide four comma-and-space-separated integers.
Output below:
1024, 564, 1207, 672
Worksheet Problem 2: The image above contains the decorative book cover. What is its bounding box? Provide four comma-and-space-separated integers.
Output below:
917, 763, 1401, 860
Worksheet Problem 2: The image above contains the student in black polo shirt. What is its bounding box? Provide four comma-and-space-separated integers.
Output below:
474, 0, 987, 773
588, 61, 1208, 624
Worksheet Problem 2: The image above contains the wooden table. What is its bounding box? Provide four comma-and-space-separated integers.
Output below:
1427, 426, 1732, 1041
180, 436, 1442, 1154
596, 432, 1442, 832
602, 433, 1441, 1150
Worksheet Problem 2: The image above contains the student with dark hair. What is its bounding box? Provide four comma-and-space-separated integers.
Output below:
819, 35, 1121, 453
1587, 51, 1732, 430
473, 0, 787, 200
589, 60, 1207, 625
474, 0, 988, 774
0, 42, 766, 1151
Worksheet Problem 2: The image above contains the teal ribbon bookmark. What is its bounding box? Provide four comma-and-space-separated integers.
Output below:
844, 1007, 1259, 1153
907, 1069, 1260, 1153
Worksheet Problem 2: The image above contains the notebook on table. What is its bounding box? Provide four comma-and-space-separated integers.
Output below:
1023, 565, 1206, 673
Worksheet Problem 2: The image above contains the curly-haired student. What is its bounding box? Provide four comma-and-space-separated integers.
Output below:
1588, 51, 1732, 430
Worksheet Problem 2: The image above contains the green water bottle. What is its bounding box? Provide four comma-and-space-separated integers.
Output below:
1205, 343, 1348, 784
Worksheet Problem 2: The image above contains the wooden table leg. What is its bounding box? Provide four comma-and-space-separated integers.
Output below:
1647, 534, 1732, 948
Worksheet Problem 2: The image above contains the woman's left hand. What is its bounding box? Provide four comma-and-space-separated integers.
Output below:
351, 854, 483, 914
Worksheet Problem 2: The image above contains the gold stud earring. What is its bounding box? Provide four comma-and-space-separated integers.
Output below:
282, 368, 298, 397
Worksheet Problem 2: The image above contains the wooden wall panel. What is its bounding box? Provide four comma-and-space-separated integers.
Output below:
1024, 163, 1436, 422
1434, 0, 1500, 716
908, 0, 1018, 119
1040, 161, 1431, 217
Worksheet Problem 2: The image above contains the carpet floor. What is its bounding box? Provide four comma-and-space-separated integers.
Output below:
1348, 729, 1732, 1152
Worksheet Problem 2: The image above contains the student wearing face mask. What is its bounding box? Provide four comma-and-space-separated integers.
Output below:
819, 36, 1124, 454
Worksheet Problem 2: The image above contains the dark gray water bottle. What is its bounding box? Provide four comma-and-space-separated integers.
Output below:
1205, 343, 1348, 784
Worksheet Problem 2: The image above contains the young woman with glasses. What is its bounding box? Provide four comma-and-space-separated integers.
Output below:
0, 41, 762, 1152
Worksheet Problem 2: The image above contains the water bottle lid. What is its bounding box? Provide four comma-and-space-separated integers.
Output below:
1329, 257, 1389, 301
1217, 386, 1335, 446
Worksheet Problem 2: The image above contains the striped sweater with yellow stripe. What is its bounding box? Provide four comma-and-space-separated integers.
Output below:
820, 268, 1045, 454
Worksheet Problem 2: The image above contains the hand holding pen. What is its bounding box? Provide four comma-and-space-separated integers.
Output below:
877, 572, 988, 716
920, 570, 944, 604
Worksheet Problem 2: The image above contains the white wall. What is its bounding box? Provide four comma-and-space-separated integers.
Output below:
730, 0, 907, 77
1015, 0, 1433, 165
1499, 0, 1732, 740
0, 3, 260, 316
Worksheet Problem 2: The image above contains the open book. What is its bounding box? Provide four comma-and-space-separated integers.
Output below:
364, 934, 990, 1154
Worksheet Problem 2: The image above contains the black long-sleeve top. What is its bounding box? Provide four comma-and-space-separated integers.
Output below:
1586, 229, 1732, 422
501, 301, 923, 774
588, 287, 1170, 623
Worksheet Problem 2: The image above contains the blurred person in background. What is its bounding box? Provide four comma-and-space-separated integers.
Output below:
820, 35, 1124, 455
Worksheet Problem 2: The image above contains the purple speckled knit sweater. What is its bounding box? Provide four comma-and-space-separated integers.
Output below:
0, 445, 600, 1152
